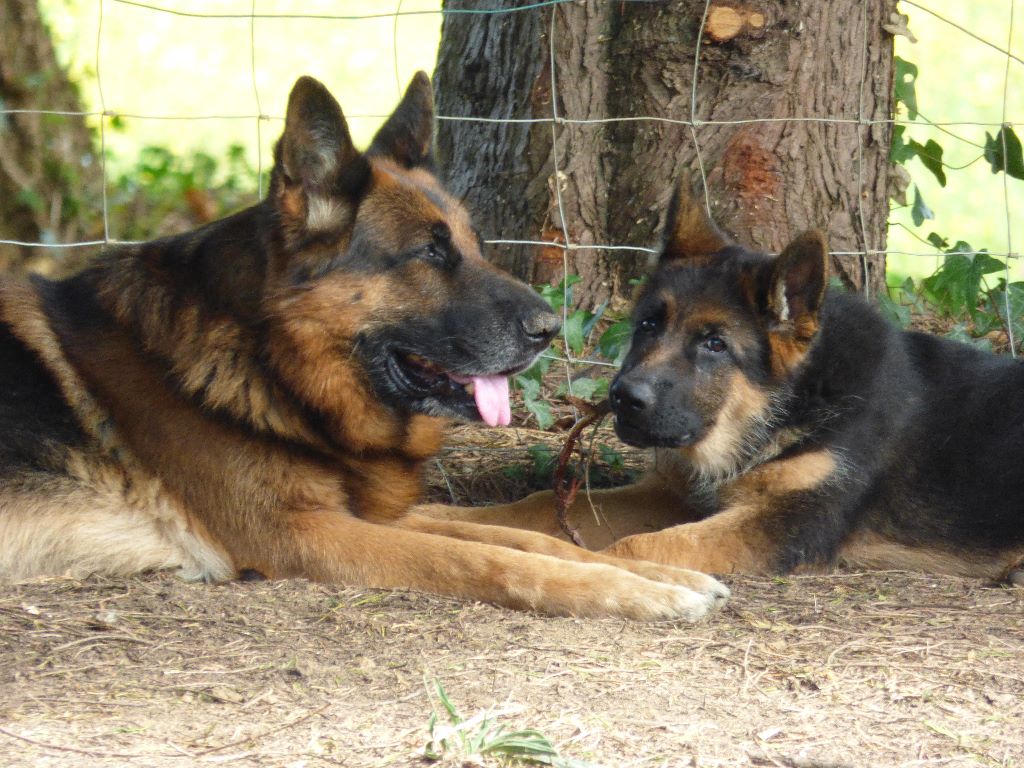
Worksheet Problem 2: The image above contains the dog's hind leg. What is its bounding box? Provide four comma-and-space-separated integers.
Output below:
0, 477, 233, 583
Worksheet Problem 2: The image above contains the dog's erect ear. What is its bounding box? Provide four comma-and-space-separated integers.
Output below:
278, 76, 365, 194
272, 76, 370, 234
659, 181, 732, 265
765, 231, 829, 328
366, 71, 435, 169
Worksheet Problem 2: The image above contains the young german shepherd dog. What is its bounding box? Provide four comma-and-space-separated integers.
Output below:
0, 76, 730, 620
423, 184, 1024, 583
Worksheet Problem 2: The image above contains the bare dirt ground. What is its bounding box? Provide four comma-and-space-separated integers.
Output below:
2, 426, 1022, 768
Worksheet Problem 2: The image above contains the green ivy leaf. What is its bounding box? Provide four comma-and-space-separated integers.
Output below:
582, 301, 607, 338
513, 356, 550, 389
877, 292, 911, 328
922, 248, 1005, 319
984, 126, 1024, 180
598, 444, 626, 471
526, 444, 557, 478
890, 125, 913, 164
926, 232, 949, 250
514, 375, 541, 400
894, 57, 919, 121
989, 282, 1024, 345
911, 185, 933, 227
972, 305, 1004, 336
945, 322, 993, 352
563, 309, 589, 355
908, 138, 947, 187
597, 320, 632, 363
537, 274, 580, 311
566, 377, 600, 401
525, 397, 554, 429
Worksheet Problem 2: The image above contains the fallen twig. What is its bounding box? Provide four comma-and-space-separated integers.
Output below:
552, 397, 611, 547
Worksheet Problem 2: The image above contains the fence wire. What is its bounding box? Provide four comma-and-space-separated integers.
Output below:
0, 0, 1020, 494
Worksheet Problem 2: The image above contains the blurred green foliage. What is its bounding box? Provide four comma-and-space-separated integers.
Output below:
886, 44, 1023, 354
106, 142, 259, 240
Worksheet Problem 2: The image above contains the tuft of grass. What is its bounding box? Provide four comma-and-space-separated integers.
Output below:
422, 679, 596, 767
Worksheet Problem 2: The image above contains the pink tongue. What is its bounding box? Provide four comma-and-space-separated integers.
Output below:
472, 376, 511, 427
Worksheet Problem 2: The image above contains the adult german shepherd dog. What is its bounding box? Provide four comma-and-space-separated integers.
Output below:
425, 185, 1024, 583
0, 75, 729, 620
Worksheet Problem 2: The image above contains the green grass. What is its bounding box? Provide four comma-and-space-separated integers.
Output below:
423, 679, 595, 767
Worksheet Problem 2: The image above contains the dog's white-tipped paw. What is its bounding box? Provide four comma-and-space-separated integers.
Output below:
702, 575, 730, 610
597, 572, 727, 622
616, 560, 730, 612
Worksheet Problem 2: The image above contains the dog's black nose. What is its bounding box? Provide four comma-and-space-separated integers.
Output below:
610, 377, 656, 414
520, 309, 561, 345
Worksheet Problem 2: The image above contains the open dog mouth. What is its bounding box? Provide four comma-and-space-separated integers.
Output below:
386, 350, 515, 426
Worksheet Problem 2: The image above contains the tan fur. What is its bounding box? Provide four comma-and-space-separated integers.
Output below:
663, 192, 730, 261
0, 455, 232, 583
596, 451, 834, 572
682, 306, 738, 334
682, 371, 773, 481
766, 321, 819, 379
725, 449, 837, 500
265, 277, 415, 452
419, 450, 839, 575
396, 513, 722, 594
604, 503, 772, 573
417, 480, 690, 552
838, 531, 1024, 580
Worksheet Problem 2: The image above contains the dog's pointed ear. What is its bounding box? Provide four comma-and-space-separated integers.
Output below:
272, 76, 370, 234
765, 231, 829, 329
366, 71, 435, 169
278, 76, 365, 194
659, 181, 732, 265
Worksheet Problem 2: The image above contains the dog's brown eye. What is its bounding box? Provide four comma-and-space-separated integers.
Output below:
703, 336, 727, 353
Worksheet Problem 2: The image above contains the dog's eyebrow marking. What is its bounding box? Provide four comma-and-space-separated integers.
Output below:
682, 305, 736, 333
676, 303, 760, 359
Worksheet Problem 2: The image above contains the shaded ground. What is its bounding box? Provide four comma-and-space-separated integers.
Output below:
1, 426, 1022, 767
2, 573, 1021, 768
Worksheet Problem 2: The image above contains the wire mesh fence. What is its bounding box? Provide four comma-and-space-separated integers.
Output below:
0, 0, 1020, 496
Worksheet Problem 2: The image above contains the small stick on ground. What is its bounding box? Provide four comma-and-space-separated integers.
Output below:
552, 397, 611, 547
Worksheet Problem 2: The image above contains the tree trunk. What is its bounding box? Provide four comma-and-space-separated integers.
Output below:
435, 0, 895, 307
0, 0, 102, 275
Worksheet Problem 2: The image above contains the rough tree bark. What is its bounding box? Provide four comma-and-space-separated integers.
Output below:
0, 0, 102, 275
435, 0, 896, 307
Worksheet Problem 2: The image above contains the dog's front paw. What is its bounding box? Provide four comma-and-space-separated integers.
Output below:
523, 561, 725, 622
592, 570, 724, 622
617, 559, 729, 611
